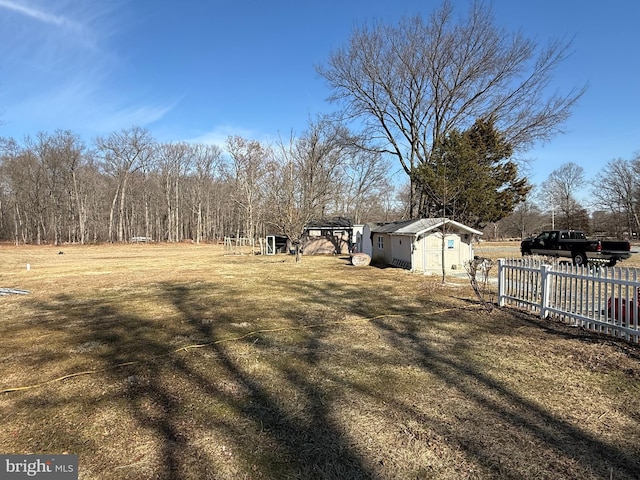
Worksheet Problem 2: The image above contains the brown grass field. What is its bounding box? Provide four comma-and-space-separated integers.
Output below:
1, 241, 640, 479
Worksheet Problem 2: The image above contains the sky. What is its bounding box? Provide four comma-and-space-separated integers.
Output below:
0, 0, 639, 202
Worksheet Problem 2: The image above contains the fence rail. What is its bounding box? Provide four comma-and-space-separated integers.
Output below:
498, 257, 640, 343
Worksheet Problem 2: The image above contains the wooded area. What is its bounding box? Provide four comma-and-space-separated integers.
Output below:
0, 123, 399, 245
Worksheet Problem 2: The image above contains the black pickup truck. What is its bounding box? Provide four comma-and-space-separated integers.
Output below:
520, 230, 634, 266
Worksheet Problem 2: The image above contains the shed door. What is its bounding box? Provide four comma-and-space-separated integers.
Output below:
424, 233, 461, 271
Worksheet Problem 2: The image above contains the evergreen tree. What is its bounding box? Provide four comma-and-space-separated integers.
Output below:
417, 117, 531, 229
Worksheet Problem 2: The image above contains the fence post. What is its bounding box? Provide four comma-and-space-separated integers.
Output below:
498, 259, 506, 307
540, 264, 552, 318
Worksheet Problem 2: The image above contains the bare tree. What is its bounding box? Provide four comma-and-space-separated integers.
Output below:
35, 130, 88, 244
226, 136, 269, 241
318, 0, 585, 216
155, 142, 195, 241
540, 162, 585, 230
333, 149, 391, 224
95, 126, 154, 242
79, 157, 108, 243
0, 141, 44, 244
191, 143, 223, 243
590, 157, 639, 236
0, 132, 243, 244
26, 133, 65, 245
0, 132, 86, 245
267, 117, 345, 261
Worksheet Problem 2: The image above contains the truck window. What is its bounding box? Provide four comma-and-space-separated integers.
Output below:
537, 232, 549, 241
560, 232, 568, 239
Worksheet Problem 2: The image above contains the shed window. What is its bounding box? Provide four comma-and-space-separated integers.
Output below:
377, 236, 384, 249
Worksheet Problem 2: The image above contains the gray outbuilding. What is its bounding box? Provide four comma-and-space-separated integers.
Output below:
359, 218, 482, 274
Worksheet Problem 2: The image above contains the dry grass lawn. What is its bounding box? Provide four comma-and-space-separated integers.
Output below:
1, 241, 640, 479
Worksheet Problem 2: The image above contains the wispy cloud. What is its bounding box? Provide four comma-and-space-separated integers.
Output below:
184, 125, 281, 149
188, 125, 256, 146
0, 0, 182, 137
5, 76, 179, 136
0, 0, 79, 29
94, 100, 180, 134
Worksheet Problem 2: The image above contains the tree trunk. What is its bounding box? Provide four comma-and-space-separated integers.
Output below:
118, 176, 129, 242
108, 184, 120, 243
196, 202, 202, 244
72, 170, 86, 245
174, 177, 180, 242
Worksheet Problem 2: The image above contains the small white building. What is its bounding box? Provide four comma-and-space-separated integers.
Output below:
360, 218, 482, 274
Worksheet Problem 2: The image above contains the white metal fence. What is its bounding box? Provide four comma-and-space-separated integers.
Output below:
498, 257, 640, 343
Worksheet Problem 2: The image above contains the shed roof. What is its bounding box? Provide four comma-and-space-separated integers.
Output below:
369, 218, 482, 236
306, 217, 353, 229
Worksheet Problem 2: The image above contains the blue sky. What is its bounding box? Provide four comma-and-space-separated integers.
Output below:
0, 0, 638, 199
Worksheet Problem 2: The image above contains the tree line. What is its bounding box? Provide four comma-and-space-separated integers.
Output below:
492, 155, 640, 240
2, 125, 636, 246
0, 120, 399, 245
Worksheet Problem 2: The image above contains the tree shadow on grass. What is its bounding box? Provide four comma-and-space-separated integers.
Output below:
513, 309, 640, 358
10, 294, 221, 479
8, 281, 382, 479
232, 275, 640, 478
367, 312, 640, 479
6, 273, 640, 479
161, 282, 380, 479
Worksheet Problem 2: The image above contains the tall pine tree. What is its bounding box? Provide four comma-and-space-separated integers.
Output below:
417, 117, 531, 229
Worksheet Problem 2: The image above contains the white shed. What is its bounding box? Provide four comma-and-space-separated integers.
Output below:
362, 218, 482, 274
353, 224, 368, 254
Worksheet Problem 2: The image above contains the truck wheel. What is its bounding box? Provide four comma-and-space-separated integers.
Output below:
572, 252, 587, 266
